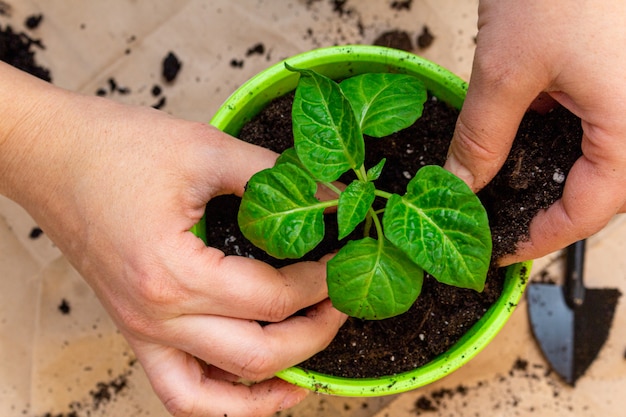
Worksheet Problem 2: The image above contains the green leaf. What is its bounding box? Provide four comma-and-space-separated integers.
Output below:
238, 162, 326, 259
287, 64, 364, 182
337, 180, 376, 239
382, 165, 492, 291
275, 147, 313, 175
340, 73, 427, 138
327, 237, 424, 320
366, 158, 386, 181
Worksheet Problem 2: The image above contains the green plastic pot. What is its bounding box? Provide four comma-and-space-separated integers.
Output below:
192, 45, 532, 397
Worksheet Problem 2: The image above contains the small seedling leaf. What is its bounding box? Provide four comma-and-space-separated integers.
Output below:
366, 158, 386, 182
383, 165, 492, 291
288, 64, 365, 182
340, 73, 427, 138
237, 67, 494, 320
327, 237, 424, 320
337, 180, 376, 239
238, 162, 326, 259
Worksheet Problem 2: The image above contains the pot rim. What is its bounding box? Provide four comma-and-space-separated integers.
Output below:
196, 44, 531, 397
209, 44, 467, 136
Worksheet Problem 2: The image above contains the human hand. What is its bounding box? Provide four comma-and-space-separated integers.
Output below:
0, 62, 346, 417
444, 0, 626, 265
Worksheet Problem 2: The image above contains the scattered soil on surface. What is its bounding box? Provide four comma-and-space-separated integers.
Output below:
0, 17, 51, 81
417, 25, 435, 49
390, 0, 413, 11
373, 29, 413, 51
410, 356, 569, 415
29, 226, 43, 239
33, 361, 137, 417
58, 298, 71, 315
162, 51, 182, 82
373, 25, 435, 53
204, 86, 582, 377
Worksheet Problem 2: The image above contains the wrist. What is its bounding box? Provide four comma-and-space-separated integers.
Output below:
0, 62, 77, 208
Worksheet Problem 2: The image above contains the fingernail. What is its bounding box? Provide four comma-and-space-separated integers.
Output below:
444, 154, 475, 190
280, 388, 309, 410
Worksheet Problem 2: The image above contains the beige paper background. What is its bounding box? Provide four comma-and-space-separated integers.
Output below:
0, 1, 624, 416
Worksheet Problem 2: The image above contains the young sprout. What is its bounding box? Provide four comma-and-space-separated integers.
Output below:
238, 65, 492, 320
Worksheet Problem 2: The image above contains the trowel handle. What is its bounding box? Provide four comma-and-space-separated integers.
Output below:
564, 239, 586, 308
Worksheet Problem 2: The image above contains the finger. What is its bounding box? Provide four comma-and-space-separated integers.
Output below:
208, 130, 279, 197
162, 299, 346, 382
137, 343, 309, 417
444, 40, 548, 191
171, 243, 333, 321
498, 149, 626, 266
138, 226, 334, 327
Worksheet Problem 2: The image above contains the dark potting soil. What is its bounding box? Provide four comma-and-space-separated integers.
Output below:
205, 90, 582, 378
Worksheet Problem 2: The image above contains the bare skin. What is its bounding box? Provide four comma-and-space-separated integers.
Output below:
445, 0, 626, 266
0, 61, 346, 417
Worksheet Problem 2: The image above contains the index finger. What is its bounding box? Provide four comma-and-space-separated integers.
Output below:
444, 40, 547, 191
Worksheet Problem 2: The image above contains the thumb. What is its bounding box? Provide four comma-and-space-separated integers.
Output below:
207, 127, 279, 197
444, 57, 545, 192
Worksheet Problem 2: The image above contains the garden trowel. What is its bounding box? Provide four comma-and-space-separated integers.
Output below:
527, 239, 621, 386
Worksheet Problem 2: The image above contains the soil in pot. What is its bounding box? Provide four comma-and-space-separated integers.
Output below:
204, 90, 582, 378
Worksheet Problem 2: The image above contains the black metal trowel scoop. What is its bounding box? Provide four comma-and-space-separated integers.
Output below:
527, 239, 621, 385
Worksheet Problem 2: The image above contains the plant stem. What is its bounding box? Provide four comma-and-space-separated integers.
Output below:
314, 199, 340, 210
369, 207, 384, 246
359, 165, 368, 181
363, 211, 373, 237
354, 165, 368, 183
375, 189, 393, 200
321, 181, 343, 196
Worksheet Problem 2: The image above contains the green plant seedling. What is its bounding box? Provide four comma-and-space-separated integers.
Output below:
238, 65, 492, 319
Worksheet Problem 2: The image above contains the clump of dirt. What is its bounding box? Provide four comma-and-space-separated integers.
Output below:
373, 25, 436, 53
417, 25, 435, 49
93, 49, 181, 109
229, 58, 244, 68
162, 51, 182, 82
58, 298, 71, 315
246, 42, 265, 57
390, 0, 413, 11
0, 16, 51, 81
96, 77, 131, 97
29, 226, 43, 239
229, 42, 272, 70
24, 13, 42, 30
373, 29, 413, 51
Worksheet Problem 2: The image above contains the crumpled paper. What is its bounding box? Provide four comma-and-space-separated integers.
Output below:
1, 1, 624, 416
